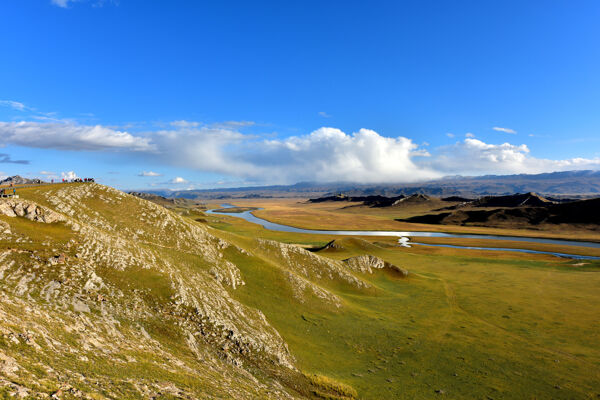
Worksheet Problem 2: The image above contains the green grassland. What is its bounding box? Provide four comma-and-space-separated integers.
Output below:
200, 209, 600, 399
1, 184, 599, 399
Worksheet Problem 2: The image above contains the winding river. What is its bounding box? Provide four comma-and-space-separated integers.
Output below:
206, 205, 600, 260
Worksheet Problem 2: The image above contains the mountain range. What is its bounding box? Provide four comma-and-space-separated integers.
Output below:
143, 170, 600, 199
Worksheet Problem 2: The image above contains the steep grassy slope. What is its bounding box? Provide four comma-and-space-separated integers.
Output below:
0, 183, 367, 399
2, 184, 600, 399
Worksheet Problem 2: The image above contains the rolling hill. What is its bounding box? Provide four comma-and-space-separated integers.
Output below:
1, 183, 599, 399
0, 183, 371, 399
401, 197, 600, 229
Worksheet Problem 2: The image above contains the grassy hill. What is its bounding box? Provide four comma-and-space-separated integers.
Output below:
1, 183, 599, 399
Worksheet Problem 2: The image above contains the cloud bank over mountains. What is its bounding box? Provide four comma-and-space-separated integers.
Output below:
1, 118, 599, 184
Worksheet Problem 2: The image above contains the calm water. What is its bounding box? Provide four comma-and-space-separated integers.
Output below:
206, 204, 600, 260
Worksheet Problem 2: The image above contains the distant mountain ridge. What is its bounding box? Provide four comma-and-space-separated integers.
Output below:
0, 175, 44, 185
141, 170, 600, 199
470, 192, 552, 208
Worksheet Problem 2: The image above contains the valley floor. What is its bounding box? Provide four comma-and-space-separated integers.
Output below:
200, 198, 600, 399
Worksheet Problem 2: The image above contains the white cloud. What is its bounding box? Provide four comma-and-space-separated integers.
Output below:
492, 126, 517, 134
446, 133, 455, 138
0, 100, 27, 111
51, 0, 71, 7
318, 111, 331, 118
432, 138, 600, 175
465, 132, 475, 138
61, 171, 78, 180
170, 120, 200, 128
222, 120, 255, 127
244, 128, 438, 183
170, 177, 188, 184
145, 126, 439, 184
138, 171, 162, 177
0, 121, 153, 152
2, 117, 599, 184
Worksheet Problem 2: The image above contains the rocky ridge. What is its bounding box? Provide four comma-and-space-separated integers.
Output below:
0, 183, 373, 399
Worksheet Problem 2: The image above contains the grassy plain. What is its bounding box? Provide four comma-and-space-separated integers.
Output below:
199, 199, 600, 399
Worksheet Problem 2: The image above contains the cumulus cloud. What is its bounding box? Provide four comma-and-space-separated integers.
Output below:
61, 171, 78, 180
170, 177, 188, 184
138, 171, 162, 177
244, 128, 437, 183
0, 153, 29, 164
492, 126, 517, 134
0, 121, 153, 152
465, 132, 475, 138
150, 125, 251, 176
153, 126, 437, 183
318, 111, 331, 118
1, 117, 599, 184
432, 138, 600, 175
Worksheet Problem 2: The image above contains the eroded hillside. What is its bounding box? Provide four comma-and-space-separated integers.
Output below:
0, 183, 366, 399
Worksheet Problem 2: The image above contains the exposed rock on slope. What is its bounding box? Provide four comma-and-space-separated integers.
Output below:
255, 239, 372, 307
391, 193, 431, 204
0, 199, 65, 223
0, 183, 365, 398
343, 255, 408, 277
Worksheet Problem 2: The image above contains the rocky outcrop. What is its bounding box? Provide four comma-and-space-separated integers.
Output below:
343, 255, 408, 277
0, 199, 65, 223
257, 238, 369, 289
210, 260, 245, 289
0, 183, 308, 398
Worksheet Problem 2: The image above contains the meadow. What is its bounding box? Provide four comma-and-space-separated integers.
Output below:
198, 200, 600, 399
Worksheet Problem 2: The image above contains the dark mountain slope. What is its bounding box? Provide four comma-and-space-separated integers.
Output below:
471, 192, 552, 207
400, 197, 600, 228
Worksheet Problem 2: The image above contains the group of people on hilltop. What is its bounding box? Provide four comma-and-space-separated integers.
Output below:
58, 178, 95, 183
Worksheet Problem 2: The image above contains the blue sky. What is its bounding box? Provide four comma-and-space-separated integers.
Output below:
1, 0, 599, 189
